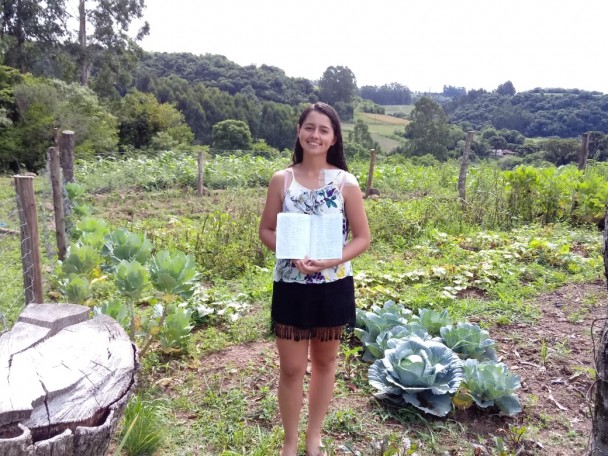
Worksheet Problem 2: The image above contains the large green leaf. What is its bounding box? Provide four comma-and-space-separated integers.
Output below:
440, 323, 497, 361
61, 244, 101, 278
149, 250, 198, 298
61, 273, 90, 304
115, 260, 148, 300
103, 228, 153, 265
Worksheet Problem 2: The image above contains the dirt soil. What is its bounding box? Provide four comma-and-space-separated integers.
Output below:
167, 280, 608, 455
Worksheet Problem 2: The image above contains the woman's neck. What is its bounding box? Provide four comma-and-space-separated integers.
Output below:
297, 155, 330, 174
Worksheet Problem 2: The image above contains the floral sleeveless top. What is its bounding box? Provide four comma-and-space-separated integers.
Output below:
274, 168, 357, 284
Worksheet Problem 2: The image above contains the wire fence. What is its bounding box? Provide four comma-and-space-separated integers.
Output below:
0, 182, 27, 333
0, 171, 58, 334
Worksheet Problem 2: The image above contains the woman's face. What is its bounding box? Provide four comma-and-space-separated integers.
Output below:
297, 110, 336, 158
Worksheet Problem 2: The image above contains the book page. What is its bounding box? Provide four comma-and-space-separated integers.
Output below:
309, 213, 343, 260
275, 213, 310, 259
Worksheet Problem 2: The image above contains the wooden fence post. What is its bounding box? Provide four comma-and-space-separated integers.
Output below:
458, 131, 475, 209
59, 130, 75, 184
591, 206, 608, 453
578, 132, 590, 171
364, 149, 377, 198
48, 147, 67, 260
196, 151, 204, 196
14, 175, 43, 305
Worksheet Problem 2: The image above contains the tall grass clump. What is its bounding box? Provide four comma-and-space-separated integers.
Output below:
116, 394, 166, 456
140, 188, 269, 279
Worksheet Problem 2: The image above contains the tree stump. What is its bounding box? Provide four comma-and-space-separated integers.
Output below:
0, 303, 138, 455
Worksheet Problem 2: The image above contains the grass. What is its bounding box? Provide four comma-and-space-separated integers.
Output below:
341, 108, 410, 153
91, 184, 601, 454
382, 104, 415, 116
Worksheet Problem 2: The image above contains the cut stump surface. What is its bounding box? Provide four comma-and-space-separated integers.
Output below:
0, 303, 138, 456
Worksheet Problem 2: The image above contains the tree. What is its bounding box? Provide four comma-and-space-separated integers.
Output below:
404, 97, 451, 161
211, 119, 252, 152
360, 83, 412, 105
117, 89, 192, 150
541, 138, 579, 166
589, 131, 608, 161
318, 65, 357, 120
0, 0, 68, 71
496, 81, 516, 96
257, 102, 295, 150
8, 76, 118, 169
77, 0, 149, 86
442, 85, 466, 98
348, 119, 375, 151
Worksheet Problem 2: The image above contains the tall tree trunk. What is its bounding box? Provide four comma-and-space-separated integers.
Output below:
79, 0, 88, 86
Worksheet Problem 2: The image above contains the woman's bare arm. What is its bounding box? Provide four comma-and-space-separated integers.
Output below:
259, 170, 286, 252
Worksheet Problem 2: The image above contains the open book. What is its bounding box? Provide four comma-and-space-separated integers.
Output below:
275, 212, 343, 260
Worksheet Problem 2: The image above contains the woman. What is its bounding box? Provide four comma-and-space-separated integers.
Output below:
259, 102, 371, 456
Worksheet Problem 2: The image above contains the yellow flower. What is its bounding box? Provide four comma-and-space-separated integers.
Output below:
337, 265, 345, 279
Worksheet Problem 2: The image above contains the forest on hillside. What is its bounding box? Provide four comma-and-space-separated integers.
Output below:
1, 1, 608, 172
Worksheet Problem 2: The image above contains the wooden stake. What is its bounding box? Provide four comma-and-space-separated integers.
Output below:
59, 130, 75, 184
48, 147, 67, 260
458, 131, 475, 208
578, 132, 590, 171
364, 149, 377, 198
197, 151, 204, 196
14, 175, 43, 305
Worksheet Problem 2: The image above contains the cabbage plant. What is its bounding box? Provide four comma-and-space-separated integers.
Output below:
417, 308, 453, 336
61, 273, 90, 304
440, 323, 497, 361
149, 250, 198, 299
102, 228, 153, 265
459, 359, 522, 416
61, 244, 102, 278
365, 323, 432, 361
355, 300, 417, 361
368, 337, 464, 417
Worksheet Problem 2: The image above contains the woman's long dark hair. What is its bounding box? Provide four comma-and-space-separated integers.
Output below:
292, 102, 348, 171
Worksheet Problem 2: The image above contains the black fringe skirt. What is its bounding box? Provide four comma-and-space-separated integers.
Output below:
271, 276, 356, 342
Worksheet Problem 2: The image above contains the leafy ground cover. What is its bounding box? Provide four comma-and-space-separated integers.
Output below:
85, 181, 604, 455
110, 281, 606, 455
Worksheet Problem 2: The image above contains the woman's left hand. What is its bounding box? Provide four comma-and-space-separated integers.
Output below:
293, 258, 330, 274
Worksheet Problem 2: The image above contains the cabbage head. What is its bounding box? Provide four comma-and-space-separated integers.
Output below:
460, 359, 522, 416
440, 323, 497, 361
368, 337, 464, 417
364, 323, 432, 361
417, 308, 453, 336
355, 301, 417, 361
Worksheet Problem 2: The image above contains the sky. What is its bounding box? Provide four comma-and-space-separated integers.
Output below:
135, 0, 607, 94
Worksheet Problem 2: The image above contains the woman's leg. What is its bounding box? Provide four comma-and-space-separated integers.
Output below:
305, 337, 340, 455
276, 337, 310, 456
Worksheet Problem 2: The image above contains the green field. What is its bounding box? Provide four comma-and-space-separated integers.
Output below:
382, 104, 415, 116
342, 107, 412, 152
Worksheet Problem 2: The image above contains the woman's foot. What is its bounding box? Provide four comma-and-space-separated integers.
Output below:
304, 440, 325, 456
280, 440, 298, 456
